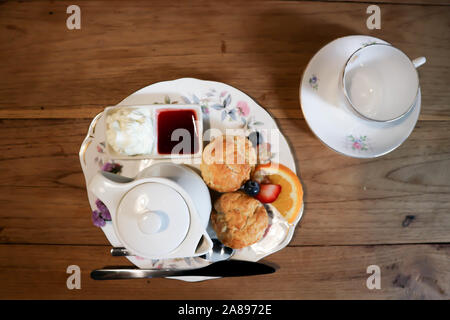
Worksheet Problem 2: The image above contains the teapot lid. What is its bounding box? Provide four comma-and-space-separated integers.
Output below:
115, 182, 190, 257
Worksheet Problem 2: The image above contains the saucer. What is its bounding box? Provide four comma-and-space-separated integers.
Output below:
80, 78, 304, 281
300, 35, 421, 158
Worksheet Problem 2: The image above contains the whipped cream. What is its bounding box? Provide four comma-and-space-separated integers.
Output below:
106, 107, 154, 156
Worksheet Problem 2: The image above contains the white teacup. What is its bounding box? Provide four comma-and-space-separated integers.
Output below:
342, 43, 426, 122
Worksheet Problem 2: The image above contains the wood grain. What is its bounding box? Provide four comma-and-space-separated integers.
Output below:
0, 0, 449, 300
0, 244, 448, 299
0, 118, 448, 246
0, 1, 449, 119
319, 0, 450, 5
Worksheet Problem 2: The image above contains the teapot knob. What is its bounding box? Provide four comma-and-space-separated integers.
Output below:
138, 210, 168, 234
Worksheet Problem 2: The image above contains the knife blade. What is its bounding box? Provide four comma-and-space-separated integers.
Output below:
90, 260, 275, 280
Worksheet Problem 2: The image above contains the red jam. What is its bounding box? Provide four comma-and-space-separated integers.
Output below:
156, 109, 199, 155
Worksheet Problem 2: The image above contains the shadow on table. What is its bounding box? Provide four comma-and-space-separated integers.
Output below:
238, 7, 358, 220
241, 7, 356, 130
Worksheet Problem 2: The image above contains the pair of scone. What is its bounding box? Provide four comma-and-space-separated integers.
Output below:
201, 135, 269, 249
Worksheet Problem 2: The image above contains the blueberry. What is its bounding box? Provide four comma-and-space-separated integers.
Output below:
244, 180, 260, 196
248, 131, 263, 147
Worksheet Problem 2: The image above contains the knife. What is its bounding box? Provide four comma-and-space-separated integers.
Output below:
91, 260, 275, 280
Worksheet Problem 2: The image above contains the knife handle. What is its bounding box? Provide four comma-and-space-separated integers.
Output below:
91, 260, 275, 280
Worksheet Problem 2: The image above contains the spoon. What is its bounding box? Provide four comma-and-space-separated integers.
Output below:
110, 238, 235, 262
201, 238, 235, 262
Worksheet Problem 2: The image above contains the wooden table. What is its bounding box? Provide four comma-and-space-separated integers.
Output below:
0, 0, 449, 300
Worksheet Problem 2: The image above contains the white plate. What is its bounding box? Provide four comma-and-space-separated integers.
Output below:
300, 36, 421, 158
80, 78, 304, 281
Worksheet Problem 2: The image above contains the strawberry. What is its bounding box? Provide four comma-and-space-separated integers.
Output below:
255, 184, 281, 203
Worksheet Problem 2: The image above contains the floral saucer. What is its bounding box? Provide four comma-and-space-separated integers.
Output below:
300, 36, 421, 158
79, 78, 304, 281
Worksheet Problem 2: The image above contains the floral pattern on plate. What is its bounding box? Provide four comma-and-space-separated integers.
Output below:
180, 88, 265, 130
91, 162, 122, 228
347, 135, 370, 152
361, 40, 379, 47
309, 75, 319, 90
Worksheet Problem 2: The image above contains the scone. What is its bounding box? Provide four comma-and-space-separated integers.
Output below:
211, 192, 269, 249
200, 135, 257, 192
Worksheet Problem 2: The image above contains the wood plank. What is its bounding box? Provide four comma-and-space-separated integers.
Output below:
0, 119, 448, 246
0, 1, 448, 119
0, 186, 109, 245
286, 118, 450, 245
1, 0, 448, 301
318, 0, 450, 5
0, 244, 448, 299
2, 118, 450, 189
2, 185, 448, 246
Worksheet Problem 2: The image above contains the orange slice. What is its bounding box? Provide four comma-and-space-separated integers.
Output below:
252, 162, 303, 224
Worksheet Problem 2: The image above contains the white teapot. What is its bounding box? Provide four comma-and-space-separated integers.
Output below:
89, 162, 213, 259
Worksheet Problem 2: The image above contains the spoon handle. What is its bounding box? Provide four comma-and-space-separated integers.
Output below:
111, 247, 133, 256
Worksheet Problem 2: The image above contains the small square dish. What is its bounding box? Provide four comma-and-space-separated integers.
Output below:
103, 104, 203, 160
